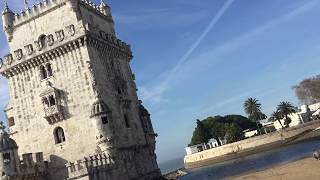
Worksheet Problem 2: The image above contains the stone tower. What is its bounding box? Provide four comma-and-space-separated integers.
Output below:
0, 0, 161, 179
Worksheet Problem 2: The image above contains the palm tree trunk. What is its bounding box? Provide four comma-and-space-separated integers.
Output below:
285, 115, 289, 128
255, 120, 261, 135
277, 119, 284, 129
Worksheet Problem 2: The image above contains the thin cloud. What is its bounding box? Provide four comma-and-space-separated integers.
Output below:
140, 0, 319, 104
140, 0, 235, 103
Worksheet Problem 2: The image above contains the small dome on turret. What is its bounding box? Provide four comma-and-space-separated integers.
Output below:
91, 99, 111, 117
0, 123, 17, 151
2, 3, 13, 15
99, 0, 111, 17
2, 2, 14, 42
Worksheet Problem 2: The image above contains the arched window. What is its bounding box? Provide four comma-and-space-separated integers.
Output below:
40, 65, 47, 79
46, 64, 53, 77
48, 95, 56, 106
54, 127, 65, 144
43, 97, 49, 107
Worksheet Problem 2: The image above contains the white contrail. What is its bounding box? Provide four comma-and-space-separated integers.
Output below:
171, 0, 235, 74
142, 0, 235, 102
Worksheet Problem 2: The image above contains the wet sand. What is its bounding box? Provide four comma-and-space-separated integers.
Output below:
230, 157, 320, 180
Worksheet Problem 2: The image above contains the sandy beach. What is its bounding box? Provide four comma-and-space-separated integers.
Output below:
230, 157, 320, 180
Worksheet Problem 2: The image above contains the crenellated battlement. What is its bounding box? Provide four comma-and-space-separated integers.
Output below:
79, 0, 111, 16
19, 152, 49, 175
65, 152, 114, 179
12, 0, 111, 27
13, 0, 64, 27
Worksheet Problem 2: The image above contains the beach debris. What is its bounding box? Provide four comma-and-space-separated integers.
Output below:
313, 151, 320, 160
163, 169, 188, 180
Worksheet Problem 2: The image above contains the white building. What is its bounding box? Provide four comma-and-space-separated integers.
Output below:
273, 113, 302, 130
185, 138, 221, 155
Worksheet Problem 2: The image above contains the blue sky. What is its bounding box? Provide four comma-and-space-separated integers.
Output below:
1, 0, 320, 163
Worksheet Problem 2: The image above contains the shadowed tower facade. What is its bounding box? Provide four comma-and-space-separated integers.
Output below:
0, 0, 161, 179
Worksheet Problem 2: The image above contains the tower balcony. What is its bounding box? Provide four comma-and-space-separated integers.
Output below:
44, 105, 64, 124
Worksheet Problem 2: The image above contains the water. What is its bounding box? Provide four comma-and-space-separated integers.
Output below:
159, 157, 184, 174
161, 140, 320, 180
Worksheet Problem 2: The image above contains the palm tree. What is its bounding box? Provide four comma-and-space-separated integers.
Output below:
244, 98, 264, 135
277, 101, 296, 128
270, 110, 284, 129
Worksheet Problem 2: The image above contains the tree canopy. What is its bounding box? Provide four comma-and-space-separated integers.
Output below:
189, 115, 257, 146
243, 98, 266, 134
293, 75, 320, 104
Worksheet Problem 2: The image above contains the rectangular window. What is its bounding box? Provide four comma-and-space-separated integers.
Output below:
8, 117, 15, 127
102, 116, 108, 124
124, 114, 130, 128
3, 153, 10, 163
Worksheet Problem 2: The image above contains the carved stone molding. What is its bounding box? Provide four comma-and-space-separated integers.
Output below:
46, 34, 55, 46
55, 30, 65, 42
4, 54, 13, 65
66, 24, 75, 36
34, 40, 43, 51
0, 33, 132, 78
14, 49, 23, 60
24, 44, 34, 55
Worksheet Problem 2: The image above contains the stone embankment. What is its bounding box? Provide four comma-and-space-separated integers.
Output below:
184, 120, 320, 169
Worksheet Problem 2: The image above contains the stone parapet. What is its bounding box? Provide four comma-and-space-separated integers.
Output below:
19, 152, 49, 179
13, 0, 64, 27
65, 152, 114, 180
13, 0, 111, 28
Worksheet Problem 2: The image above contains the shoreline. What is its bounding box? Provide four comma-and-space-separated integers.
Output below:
229, 156, 320, 180
163, 139, 320, 180
184, 121, 320, 169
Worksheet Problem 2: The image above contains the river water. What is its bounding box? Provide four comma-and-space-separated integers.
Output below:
163, 139, 320, 180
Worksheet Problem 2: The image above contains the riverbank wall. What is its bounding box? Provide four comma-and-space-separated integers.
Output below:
184, 120, 320, 169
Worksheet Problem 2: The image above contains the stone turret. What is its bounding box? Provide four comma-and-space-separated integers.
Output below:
99, 0, 112, 18
0, 122, 20, 179
2, 3, 14, 42
90, 98, 115, 153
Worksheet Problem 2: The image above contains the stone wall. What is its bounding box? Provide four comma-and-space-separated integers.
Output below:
184, 120, 320, 168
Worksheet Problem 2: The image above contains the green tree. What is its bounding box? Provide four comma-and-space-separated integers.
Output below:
225, 123, 244, 143
277, 101, 296, 128
189, 115, 255, 146
189, 120, 211, 146
224, 115, 258, 130
269, 110, 284, 129
243, 98, 265, 135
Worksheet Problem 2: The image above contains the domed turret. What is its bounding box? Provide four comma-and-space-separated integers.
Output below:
2, 3, 14, 42
91, 99, 111, 117
0, 122, 20, 178
90, 98, 115, 153
99, 0, 112, 17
